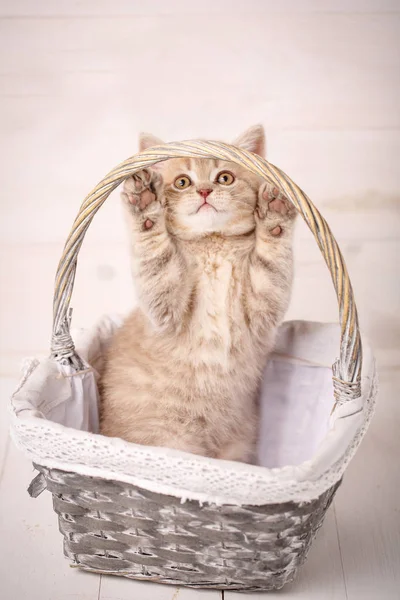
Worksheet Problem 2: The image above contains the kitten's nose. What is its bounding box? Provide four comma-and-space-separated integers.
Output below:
197, 188, 212, 200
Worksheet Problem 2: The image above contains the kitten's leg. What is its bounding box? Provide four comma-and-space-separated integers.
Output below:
243, 184, 297, 336
217, 440, 256, 464
122, 169, 193, 332
122, 169, 163, 233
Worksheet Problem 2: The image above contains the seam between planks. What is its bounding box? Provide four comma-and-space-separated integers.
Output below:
0, 434, 10, 486
97, 574, 102, 600
334, 502, 349, 600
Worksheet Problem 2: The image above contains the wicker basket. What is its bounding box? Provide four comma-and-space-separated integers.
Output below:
10, 140, 376, 592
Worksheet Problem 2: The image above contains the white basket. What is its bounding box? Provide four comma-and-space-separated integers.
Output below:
8, 140, 377, 591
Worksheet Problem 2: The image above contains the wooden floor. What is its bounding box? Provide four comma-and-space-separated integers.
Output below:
0, 1, 399, 599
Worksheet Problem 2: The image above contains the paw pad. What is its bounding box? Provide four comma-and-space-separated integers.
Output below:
123, 169, 159, 211
268, 198, 289, 215
270, 225, 282, 236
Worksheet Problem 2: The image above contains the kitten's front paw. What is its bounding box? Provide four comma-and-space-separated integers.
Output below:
256, 183, 297, 236
122, 169, 163, 230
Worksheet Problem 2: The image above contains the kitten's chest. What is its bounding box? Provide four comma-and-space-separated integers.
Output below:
190, 253, 245, 354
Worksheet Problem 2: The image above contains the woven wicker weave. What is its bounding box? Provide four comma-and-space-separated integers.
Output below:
27, 140, 365, 591
31, 465, 339, 591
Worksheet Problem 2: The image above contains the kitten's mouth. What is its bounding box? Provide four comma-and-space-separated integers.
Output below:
196, 201, 217, 214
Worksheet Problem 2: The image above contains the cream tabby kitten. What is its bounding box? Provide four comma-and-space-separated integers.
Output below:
100, 125, 296, 462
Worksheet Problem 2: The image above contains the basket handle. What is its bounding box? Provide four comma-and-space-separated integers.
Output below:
51, 140, 362, 404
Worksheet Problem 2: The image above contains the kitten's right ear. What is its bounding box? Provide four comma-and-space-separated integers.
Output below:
139, 132, 165, 152
233, 125, 265, 157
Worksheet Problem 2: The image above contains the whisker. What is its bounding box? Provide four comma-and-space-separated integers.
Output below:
230, 197, 254, 209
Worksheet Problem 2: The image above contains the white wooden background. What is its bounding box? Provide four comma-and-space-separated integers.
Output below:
0, 1, 399, 599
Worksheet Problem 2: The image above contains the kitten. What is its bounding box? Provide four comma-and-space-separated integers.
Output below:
100, 125, 296, 462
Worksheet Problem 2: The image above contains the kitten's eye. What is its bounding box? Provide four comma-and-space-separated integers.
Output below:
217, 171, 235, 186
174, 175, 191, 190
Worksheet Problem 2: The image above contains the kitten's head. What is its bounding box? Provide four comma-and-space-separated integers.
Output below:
139, 125, 265, 239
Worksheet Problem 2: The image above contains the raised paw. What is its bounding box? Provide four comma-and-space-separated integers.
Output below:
122, 169, 161, 209
256, 184, 297, 237
121, 169, 163, 230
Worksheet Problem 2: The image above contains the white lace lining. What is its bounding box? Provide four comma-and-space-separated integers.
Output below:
9, 317, 376, 506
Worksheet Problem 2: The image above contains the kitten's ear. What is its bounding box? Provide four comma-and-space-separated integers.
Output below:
139, 132, 165, 151
232, 125, 265, 157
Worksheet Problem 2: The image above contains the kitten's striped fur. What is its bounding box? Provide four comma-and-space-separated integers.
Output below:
100, 126, 296, 462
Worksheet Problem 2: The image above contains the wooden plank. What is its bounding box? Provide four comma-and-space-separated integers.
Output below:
2, 237, 399, 377
334, 370, 400, 600
0, 379, 15, 474
0, 129, 399, 246
225, 506, 346, 599
100, 575, 221, 600
0, 0, 399, 17
0, 443, 101, 600
0, 14, 398, 130
287, 239, 400, 372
